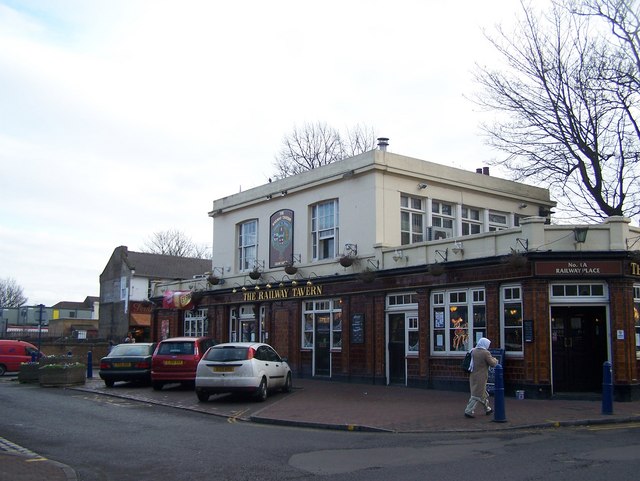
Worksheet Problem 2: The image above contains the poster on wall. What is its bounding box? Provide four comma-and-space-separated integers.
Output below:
269, 209, 294, 268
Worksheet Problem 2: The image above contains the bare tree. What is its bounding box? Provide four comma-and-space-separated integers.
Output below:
273, 122, 377, 179
0, 277, 28, 307
141, 230, 211, 259
472, 0, 640, 222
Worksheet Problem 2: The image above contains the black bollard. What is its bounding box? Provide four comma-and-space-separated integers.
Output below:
87, 351, 93, 379
493, 364, 507, 422
602, 361, 613, 415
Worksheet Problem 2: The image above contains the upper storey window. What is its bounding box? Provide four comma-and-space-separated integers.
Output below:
461, 206, 482, 235
401, 195, 425, 245
312, 200, 338, 260
489, 211, 509, 231
238, 219, 257, 271
431, 201, 454, 239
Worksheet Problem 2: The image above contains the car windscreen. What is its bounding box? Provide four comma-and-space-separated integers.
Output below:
204, 346, 249, 362
110, 345, 153, 357
157, 342, 195, 355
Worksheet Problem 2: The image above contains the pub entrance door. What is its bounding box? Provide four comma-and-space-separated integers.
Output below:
551, 306, 608, 394
387, 312, 406, 385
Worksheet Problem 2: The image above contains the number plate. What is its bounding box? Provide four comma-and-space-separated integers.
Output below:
113, 362, 131, 368
213, 366, 234, 373
164, 360, 184, 366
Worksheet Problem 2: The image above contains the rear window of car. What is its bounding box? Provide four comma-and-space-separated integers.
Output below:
204, 346, 249, 362
157, 342, 195, 355
110, 345, 153, 357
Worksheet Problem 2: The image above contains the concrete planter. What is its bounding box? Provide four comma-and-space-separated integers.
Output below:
18, 363, 41, 384
39, 364, 86, 387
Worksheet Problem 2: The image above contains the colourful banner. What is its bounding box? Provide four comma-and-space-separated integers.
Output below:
162, 290, 194, 310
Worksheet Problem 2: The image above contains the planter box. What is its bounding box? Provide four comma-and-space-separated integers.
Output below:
39, 365, 86, 387
18, 363, 41, 384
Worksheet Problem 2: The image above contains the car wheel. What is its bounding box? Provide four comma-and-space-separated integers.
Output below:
196, 389, 210, 402
104, 379, 115, 388
0, 364, 6, 376
282, 372, 292, 393
255, 377, 268, 402
152, 381, 164, 391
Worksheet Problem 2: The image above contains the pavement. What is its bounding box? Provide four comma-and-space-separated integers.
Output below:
2, 375, 640, 481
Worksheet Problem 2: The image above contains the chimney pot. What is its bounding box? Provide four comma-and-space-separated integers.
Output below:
476, 168, 483, 174
377, 137, 389, 151
483, 167, 490, 175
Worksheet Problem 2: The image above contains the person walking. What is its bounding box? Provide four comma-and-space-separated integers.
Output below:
464, 337, 498, 418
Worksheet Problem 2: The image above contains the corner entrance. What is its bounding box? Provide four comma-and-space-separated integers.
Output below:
551, 306, 608, 393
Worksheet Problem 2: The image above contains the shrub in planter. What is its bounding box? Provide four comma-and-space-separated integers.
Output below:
18, 362, 41, 384
39, 362, 86, 387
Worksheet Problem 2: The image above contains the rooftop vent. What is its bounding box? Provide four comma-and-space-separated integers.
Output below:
377, 137, 389, 151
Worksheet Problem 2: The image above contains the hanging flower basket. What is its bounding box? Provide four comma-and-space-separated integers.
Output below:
284, 264, 298, 275
358, 268, 376, 283
207, 274, 220, 285
249, 270, 262, 280
429, 263, 445, 276
506, 253, 528, 268
339, 256, 354, 268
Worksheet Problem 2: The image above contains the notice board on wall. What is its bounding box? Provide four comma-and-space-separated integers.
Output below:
351, 313, 364, 344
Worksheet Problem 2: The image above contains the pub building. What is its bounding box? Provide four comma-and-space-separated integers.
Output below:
150, 142, 640, 401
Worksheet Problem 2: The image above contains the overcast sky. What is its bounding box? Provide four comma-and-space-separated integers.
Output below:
1, 0, 529, 307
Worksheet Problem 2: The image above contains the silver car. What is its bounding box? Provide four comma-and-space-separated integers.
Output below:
195, 342, 292, 402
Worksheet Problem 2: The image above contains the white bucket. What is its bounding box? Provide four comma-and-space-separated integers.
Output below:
515, 390, 525, 400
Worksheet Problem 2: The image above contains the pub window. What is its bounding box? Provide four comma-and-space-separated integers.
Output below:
550, 283, 607, 300
431, 288, 485, 354
301, 299, 342, 350
407, 315, 419, 352
634, 285, 640, 358
184, 309, 208, 337
488, 210, 509, 231
461, 206, 482, 236
238, 219, 258, 271
501, 285, 523, 354
430, 200, 454, 239
401, 194, 425, 245
311, 200, 339, 260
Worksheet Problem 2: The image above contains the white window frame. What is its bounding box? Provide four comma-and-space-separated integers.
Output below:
501, 285, 523, 356
311, 200, 338, 260
238, 219, 258, 271
430, 200, 454, 239
184, 309, 208, 337
431, 288, 485, 355
461, 206, 482, 236
488, 210, 509, 231
401, 194, 425, 245
301, 299, 342, 350
549, 282, 608, 301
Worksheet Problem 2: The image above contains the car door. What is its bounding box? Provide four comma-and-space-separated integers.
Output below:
264, 346, 286, 388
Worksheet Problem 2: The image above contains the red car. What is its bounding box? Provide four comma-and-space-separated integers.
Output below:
151, 337, 217, 390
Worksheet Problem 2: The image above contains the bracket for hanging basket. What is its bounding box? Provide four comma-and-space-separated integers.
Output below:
429, 263, 445, 276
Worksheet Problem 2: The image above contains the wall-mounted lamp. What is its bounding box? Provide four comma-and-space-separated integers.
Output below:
279, 275, 291, 288
266, 194, 273, 200
451, 241, 463, 255
417, 182, 428, 190
392, 250, 407, 262
518, 203, 528, 209
231, 283, 242, 293
306, 272, 319, 286
574, 227, 589, 243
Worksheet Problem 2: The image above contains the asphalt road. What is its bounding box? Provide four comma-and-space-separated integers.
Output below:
1, 379, 640, 481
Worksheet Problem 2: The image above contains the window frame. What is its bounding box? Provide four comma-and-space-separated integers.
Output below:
311, 200, 339, 260
301, 299, 343, 350
634, 284, 640, 359
386, 292, 419, 356
430, 200, 454, 239
431, 287, 485, 355
238, 219, 258, 272
184, 309, 208, 337
501, 285, 523, 356
461, 206, 482, 236
400, 194, 425, 245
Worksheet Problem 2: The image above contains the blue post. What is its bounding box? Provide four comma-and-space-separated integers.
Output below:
493, 364, 507, 423
87, 351, 93, 379
602, 361, 613, 415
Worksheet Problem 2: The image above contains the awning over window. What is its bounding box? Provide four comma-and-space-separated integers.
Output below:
129, 312, 151, 327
